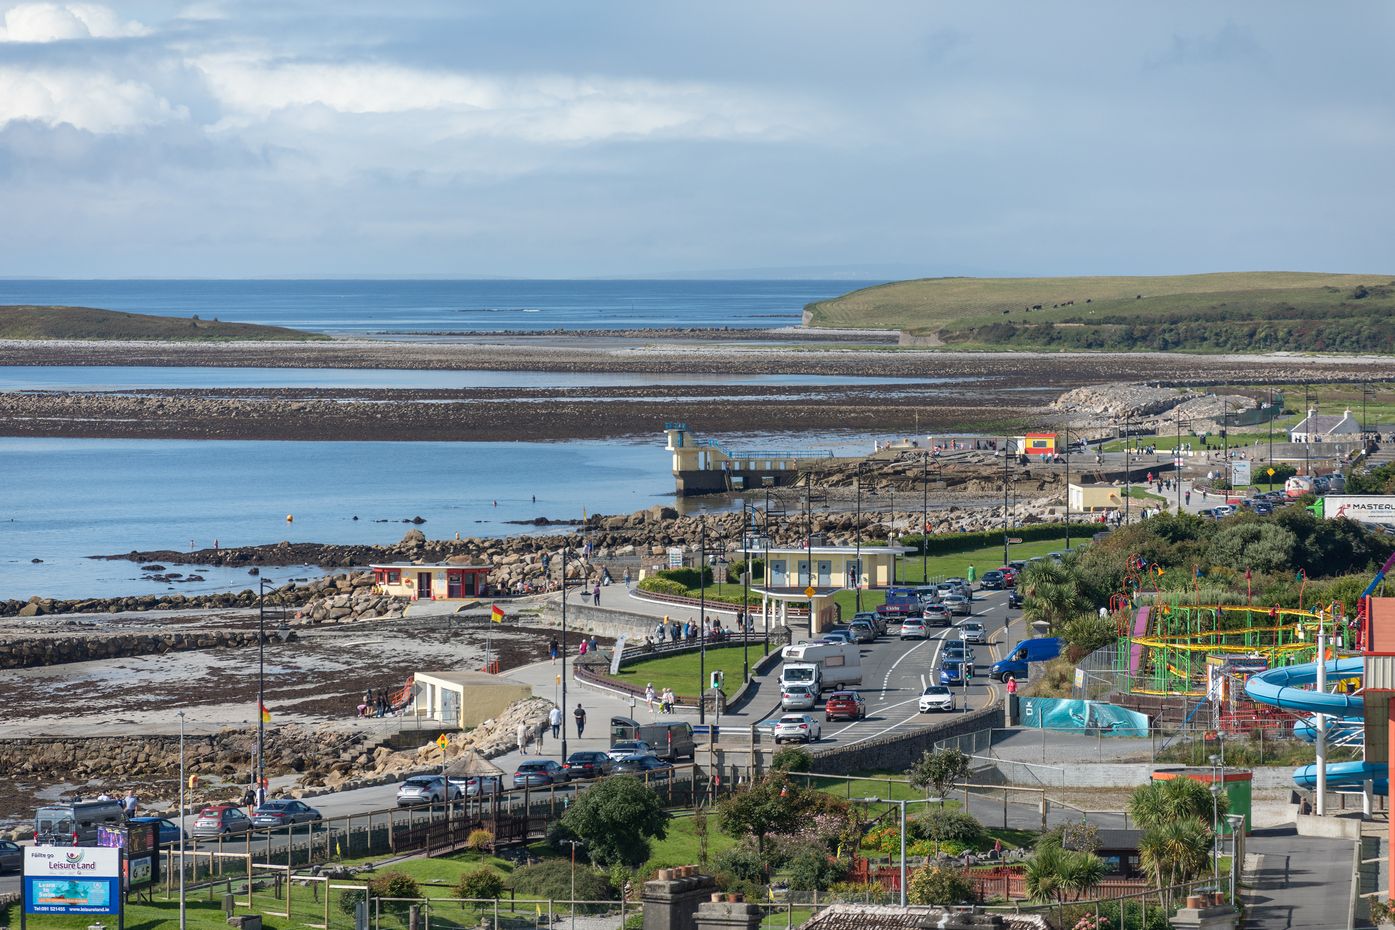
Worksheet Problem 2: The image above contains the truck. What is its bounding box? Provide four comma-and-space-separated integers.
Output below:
780, 641, 862, 692
875, 593, 923, 619
988, 637, 1061, 682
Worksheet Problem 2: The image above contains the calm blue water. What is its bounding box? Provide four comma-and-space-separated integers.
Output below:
0, 367, 937, 392
0, 280, 876, 334
0, 434, 877, 600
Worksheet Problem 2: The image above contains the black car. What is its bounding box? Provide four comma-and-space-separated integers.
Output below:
252, 800, 321, 828
1008, 589, 1023, 609
1253, 501, 1273, 515
563, 751, 614, 780
612, 755, 673, 781
979, 570, 1005, 590
0, 839, 21, 874
129, 816, 185, 846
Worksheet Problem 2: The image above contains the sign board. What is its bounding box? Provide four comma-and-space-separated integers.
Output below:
1323, 495, 1395, 525
1230, 461, 1251, 486
99, 822, 159, 891
609, 635, 627, 675
666, 547, 685, 569
435, 734, 449, 750
1073, 668, 1086, 689
803, 585, 817, 598
24, 846, 121, 915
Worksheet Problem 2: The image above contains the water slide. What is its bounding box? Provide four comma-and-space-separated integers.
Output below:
1243, 656, 1385, 793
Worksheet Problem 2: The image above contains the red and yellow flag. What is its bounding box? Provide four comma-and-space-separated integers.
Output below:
259, 703, 271, 723
491, 604, 506, 624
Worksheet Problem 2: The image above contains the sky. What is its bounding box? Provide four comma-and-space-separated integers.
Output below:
0, 1, 1391, 278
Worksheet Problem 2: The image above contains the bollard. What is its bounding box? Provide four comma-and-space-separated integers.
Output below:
408, 905, 421, 930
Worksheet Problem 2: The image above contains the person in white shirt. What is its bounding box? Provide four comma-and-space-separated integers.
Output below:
548, 705, 563, 739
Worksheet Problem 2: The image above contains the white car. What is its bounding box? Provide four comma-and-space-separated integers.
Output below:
918, 685, 957, 713
396, 774, 456, 807
780, 684, 818, 711
607, 740, 656, 762
959, 621, 987, 644
772, 714, 822, 744
900, 618, 928, 640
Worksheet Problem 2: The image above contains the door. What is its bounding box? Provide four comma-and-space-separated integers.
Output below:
846, 559, 861, 588
770, 560, 787, 586
464, 572, 478, 596
447, 570, 463, 599
817, 560, 832, 585
797, 561, 810, 586
417, 572, 433, 598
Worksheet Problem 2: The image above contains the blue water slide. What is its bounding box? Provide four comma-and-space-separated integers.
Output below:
1291, 761, 1387, 793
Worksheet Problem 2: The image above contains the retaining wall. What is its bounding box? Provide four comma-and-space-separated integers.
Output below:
810, 705, 1004, 775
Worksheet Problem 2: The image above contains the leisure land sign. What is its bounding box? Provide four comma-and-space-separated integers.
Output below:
24, 846, 121, 915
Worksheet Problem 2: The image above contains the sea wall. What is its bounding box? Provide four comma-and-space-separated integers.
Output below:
0, 628, 295, 670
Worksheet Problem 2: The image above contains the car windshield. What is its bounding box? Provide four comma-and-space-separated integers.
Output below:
518, 763, 547, 771
924, 686, 950, 695
403, 777, 435, 787
260, 801, 291, 811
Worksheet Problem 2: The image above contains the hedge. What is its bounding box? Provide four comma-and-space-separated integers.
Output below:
637, 577, 688, 596
655, 567, 713, 589
898, 522, 1099, 556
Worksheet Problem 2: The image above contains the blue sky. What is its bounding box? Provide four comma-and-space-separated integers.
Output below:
0, 1, 1390, 278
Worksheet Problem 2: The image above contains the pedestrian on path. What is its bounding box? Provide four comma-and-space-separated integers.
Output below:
623, 567, 631, 588
644, 682, 657, 713
573, 703, 587, 737
517, 721, 529, 753
549, 638, 559, 662
535, 719, 546, 751
593, 583, 601, 606
549, 705, 562, 739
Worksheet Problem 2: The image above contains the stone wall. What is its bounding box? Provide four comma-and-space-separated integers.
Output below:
0, 628, 294, 670
810, 705, 1003, 774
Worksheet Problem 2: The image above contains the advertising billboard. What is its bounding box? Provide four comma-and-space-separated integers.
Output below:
23, 847, 121, 916
1323, 495, 1395, 526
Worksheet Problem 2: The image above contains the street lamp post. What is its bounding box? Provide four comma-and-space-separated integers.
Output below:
561, 543, 569, 761
699, 516, 707, 723
921, 453, 929, 583
1177, 416, 1184, 513
863, 797, 912, 906
742, 499, 751, 682
1209, 755, 1222, 890
1002, 438, 1016, 566
1123, 415, 1131, 525
763, 489, 772, 656
1064, 424, 1071, 550
1304, 383, 1312, 476
854, 469, 863, 612
1268, 388, 1275, 490
256, 578, 271, 805
177, 709, 187, 930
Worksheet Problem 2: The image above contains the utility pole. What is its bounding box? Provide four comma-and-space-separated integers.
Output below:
1064, 424, 1071, 550
854, 470, 863, 612
561, 542, 569, 761
921, 453, 929, 582
699, 516, 707, 724
1002, 438, 1012, 566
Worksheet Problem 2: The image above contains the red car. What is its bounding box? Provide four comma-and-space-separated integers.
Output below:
824, 691, 867, 721
998, 567, 1018, 588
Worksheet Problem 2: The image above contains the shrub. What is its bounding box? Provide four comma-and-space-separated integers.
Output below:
367, 871, 421, 900
712, 845, 766, 884
770, 746, 813, 772
656, 567, 713, 589
900, 523, 1098, 557
638, 577, 688, 596
906, 864, 975, 906
1057, 611, 1117, 660
465, 829, 494, 851
455, 868, 505, 900
509, 860, 617, 910
727, 559, 764, 584
910, 809, 984, 847
337, 888, 366, 917
786, 849, 846, 891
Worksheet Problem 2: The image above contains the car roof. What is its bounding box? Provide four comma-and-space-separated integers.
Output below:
924, 685, 950, 692
779, 714, 808, 721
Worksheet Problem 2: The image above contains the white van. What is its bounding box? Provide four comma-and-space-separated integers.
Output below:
780, 641, 862, 692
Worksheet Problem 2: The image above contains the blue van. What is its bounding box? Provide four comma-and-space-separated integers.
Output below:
988, 637, 1062, 681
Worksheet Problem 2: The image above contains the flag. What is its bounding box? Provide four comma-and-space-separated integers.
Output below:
1154, 566, 1165, 577
335, 839, 342, 857
535, 904, 542, 918
491, 604, 506, 623
259, 702, 271, 723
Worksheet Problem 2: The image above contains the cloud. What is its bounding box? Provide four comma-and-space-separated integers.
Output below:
0, 67, 183, 131
0, 2, 148, 42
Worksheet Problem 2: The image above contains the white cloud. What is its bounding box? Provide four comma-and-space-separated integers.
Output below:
0, 67, 182, 131
0, 3, 148, 42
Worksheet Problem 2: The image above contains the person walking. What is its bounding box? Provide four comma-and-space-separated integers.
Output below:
644, 682, 657, 713
535, 719, 546, 751
573, 703, 587, 738
549, 637, 559, 662
548, 705, 562, 739
517, 721, 529, 753
669, 622, 679, 644
623, 567, 631, 588
593, 583, 601, 606
123, 790, 139, 818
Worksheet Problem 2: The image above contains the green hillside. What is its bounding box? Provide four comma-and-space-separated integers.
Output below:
804, 272, 1395, 352
0, 305, 326, 341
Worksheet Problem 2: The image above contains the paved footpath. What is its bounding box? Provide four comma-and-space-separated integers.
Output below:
1242, 828, 1361, 930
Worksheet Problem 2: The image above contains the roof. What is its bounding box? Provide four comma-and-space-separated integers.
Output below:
1094, 828, 1142, 848
1291, 411, 1359, 435
371, 563, 492, 571
798, 903, 1047, 930
442, 750, 506, 777
414, 670, 528, 688
752, 586, 845, 599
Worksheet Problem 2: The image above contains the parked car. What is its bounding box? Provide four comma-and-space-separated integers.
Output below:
192, 805, 254, 838
943, 641, 976, 664
978, 570, 1006, 590
820, 630, 855, 645
129, 816, 184, 846
396, 775, 453, 807
848, 621, 878, 643
452, 774, 505, 796
941, 594, 972, 616
773, 714, 822, 744
918, 685, 957, 713
1007, 560, 1027, 573
824, 691, 867, 721
562, 752, 613, 781
1008, 589, 1024, 609
922, 603, 952, 626
1253, 501, 1273, 515
780, 683, 819, 711
606, 740, 656, 762
899, 618, 928, 640
959, 621, 987, 644
853, 611, 887, 635
512, 760, 566, 787
997, 567, 1018, 587
252, 800, 321, 828
612, 756, 674, 780
0, 839, 22, 874
1213, 504, 1237, 517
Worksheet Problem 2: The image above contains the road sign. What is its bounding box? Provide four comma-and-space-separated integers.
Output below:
803, 585, 816, 598
667, 547, 685, 569
1267, 467, 1276, 477
1231, 461, 1251, 486
435, 734, 449, 750
24, 847, 121, 916
1008, 537, 1023, 544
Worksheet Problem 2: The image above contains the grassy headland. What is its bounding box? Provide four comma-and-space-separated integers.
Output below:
0, 305, 326, 341
804, 272, 1395, 353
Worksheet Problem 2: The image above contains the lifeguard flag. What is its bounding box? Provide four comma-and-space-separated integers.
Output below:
259, 703, 271, 723
491, 604, 506, 623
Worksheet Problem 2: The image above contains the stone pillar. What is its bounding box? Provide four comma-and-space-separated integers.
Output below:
694, 895, 762, 930
643, 868, 715, 930
1169, 894, 1238, 930
929, 912, 1005, 930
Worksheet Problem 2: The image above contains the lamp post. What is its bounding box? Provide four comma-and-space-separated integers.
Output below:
1304, 383, 1312, 476
921, 453, 929, 583
178, 709, 187, 930
1064, 424, 1071, 550
1267, 388, 1275, 490
854, 469, 863, 612
863, 796, 920, 906
256, 578, 272, 805
561, 542, 569, 761
699, 516, 707, 723
742, 499, 751, 682
1123, 414, 1131, 524
1209, 754, 1222, 889
763, 488, 772, 656
1177, 415, 1185, 513
1002, 438, 1018, 566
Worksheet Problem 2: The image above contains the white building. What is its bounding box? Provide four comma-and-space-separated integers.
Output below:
1289, 408, 1362, 444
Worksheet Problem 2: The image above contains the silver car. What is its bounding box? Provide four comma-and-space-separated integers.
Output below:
959, 621, 987, 644
780, 683, 818, 711
396, 775, 454, 807
941, 594, 972, 616
772, 714, 821, 744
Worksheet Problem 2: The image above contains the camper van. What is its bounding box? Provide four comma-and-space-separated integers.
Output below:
34, 799, 127, 846
609, 717, 696, 762
780, 641, 862, 692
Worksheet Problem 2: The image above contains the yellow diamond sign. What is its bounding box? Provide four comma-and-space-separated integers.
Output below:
1267, 467, 1276, 476
435, 734, 449, 750
804, 585, 817, 598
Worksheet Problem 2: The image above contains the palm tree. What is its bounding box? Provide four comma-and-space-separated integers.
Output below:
1024, 844, 1068, 904
1138, 818, 1213, 902
1059, 849, 1107, 901
1128, 778, 1227, 831
1019, 560, 1089, 630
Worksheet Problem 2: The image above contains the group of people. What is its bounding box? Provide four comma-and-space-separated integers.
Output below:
642, 682, 679, 714
357, 687, 397, 718
650, 615, 743, 648
547, 635, 603, 660
90, 790, 140, 817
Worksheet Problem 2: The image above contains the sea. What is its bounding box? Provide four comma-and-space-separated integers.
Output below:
0, 279, 893, 600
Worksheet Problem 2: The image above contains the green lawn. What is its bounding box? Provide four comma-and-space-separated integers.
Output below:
612, 644, 763, 697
